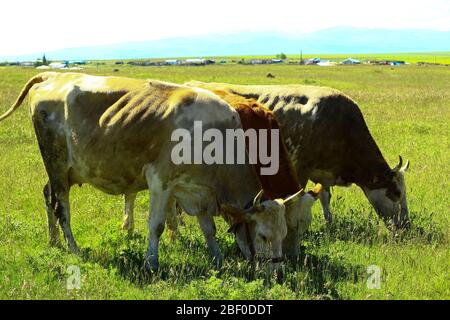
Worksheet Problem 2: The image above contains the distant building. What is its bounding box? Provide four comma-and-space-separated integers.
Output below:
63, 60, 86, 65
370, 60, 406, 66
165, 59, 180, 65
305, 58, 321, 65
184, 58, 204, 65
183, 58, 215, 65
317, 60, 336, 67
49, 62, 68, 69
19, 61, 34, 67
341, 58, 361, 65
127, 61, 154, 66
246, 59, 273, 65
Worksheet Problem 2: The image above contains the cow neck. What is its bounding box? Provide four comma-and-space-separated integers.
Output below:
214, 90, 301, 200
351, 134, 392, 190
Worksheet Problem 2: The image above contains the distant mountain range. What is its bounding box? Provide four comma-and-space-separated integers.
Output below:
2, 27, 450, 61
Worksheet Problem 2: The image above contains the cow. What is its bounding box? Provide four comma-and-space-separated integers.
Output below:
119, 88, 323, 258
0, 72, 317, 270
184, 81, 411, 230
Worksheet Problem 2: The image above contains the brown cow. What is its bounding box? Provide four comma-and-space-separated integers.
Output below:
209, 90, 322, 257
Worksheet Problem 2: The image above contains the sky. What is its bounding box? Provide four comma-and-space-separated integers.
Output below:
1, 0, 449, 57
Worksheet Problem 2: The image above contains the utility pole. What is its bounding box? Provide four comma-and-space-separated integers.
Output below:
300, 49, 303, 65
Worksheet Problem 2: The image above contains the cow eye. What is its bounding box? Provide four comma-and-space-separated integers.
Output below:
259, 234, 267, 242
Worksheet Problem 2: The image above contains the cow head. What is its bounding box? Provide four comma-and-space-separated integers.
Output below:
222, 189, 305, 266
364, 156, 410, 229
229, 184, 322, 261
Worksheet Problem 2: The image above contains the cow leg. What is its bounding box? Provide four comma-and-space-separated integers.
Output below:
43, 181, 60, 246
53, 188, 79, 254
32, 118, 78, 253
166, 197, 178, 241
282, 170, 311, 257
320, 186, 333, 224
197, 213, 223, 267
122, 193, 137, 234
144, 169, 170, 271
283, 200, 301, 258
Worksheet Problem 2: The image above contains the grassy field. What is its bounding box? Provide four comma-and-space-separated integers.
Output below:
0, 63, 449, 299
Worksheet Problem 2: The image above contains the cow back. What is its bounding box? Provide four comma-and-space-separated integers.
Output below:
211, 90, 301, 200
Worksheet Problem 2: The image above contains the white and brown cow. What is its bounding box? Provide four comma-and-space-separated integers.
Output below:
0, 72, 318, 270
185, 81, 411, 230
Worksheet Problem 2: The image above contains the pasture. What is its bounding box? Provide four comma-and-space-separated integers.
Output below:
0, 63, 448, 299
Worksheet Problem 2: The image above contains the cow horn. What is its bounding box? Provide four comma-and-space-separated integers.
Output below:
392, 155, 403, 173
402, 159, 410, 172
282, 188, 304, 205
252, 190, 264, 211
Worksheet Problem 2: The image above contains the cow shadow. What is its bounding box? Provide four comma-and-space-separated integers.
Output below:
81, 232, 364, 299
78, 207, 444, 298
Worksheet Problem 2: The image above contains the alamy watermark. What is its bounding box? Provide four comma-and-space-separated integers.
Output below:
66, 265, 81, 290
366, 265, 381, 289
171, 121, 280, 175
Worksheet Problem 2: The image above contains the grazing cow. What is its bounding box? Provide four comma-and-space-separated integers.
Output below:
185, 81, 411, 229
119, 88, 323, 258
0, 72, 313, 270
202, 90, 322, 258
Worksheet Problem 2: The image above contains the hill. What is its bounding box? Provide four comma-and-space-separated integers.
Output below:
1, 27, 449, 61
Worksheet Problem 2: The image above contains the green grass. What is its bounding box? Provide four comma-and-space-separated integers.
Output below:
0, 64, 449, 299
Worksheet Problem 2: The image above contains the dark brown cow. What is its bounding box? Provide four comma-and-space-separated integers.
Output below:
185, 81, 411, 230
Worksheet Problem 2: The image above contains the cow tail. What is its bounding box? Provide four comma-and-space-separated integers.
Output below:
0, 73, 52, 122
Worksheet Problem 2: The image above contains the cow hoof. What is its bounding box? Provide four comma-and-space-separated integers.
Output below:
122, 220, 134, 234
168, 230, 178, 242
144, 258, 159, 272
124, 228, 134, 237
49, 237, 61, 248
68, 245, 81, 255
272, 263, 286, 283
212, 255, 223, 269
